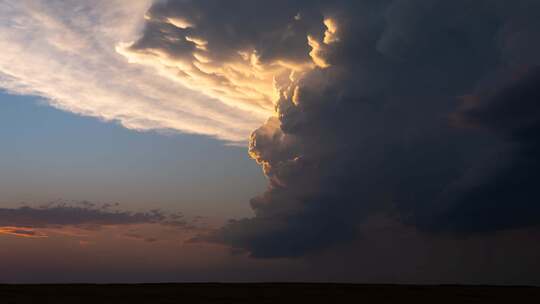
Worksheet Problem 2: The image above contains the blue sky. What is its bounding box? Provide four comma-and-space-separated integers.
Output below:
0, 91, 265, 218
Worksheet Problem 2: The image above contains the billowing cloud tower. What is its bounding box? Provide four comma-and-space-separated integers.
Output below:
4, 0, 537, 259
120, 0, 540, 258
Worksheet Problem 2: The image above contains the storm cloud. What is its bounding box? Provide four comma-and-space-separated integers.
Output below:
121, 0, 540, 258
6, 0, 540, 258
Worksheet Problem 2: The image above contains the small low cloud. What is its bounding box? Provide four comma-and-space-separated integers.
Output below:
0, 227, 48, 238
0, 205, 162, 228
122, 231, 159, 243
0, 202, 202, 240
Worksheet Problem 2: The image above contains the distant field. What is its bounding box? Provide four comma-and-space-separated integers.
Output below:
1, 284, 539, 303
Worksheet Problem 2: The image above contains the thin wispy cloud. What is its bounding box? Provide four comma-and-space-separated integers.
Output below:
0, 0, 265, 143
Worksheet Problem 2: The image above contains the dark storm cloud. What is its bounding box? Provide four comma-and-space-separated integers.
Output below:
132, 0, 540, 257
454, 68, 540, 140
434, 68, 540, 234
0, 203, 190, 229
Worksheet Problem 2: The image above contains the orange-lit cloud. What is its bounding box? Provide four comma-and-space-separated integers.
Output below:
0, 227, 48, 238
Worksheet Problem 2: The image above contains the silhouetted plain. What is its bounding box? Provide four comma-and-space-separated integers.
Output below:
1, 284, 539, 303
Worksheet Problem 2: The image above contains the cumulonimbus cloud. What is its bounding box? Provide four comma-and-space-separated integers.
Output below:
4, 0, 540, 259
135, 0, 540, 258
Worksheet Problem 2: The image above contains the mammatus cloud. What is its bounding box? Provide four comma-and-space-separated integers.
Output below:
0, 0, 266, 142
121, 0, 540, 258
116, 1, 341, 120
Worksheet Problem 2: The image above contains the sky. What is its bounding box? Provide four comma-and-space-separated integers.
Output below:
0, 91, 264, 218
1, 0, 540, 284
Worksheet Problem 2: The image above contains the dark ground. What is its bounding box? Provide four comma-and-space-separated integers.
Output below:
1, 283, 539, 303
